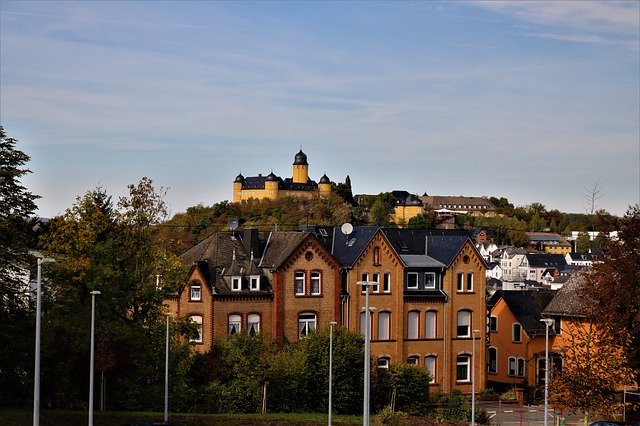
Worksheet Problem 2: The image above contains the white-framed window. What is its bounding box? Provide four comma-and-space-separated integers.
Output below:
407, 311, 419, 339
295, 271, 305, 295
383, 272, 391, 293
425, 272, 436, 289
371, 273, 380, 293
425, 356, 437, 383
190, 284, 201, 301
512, 323, 522, 343
553, 318, 561, 335
488, 347, 498, 374
378, 311, 390, 340
377, 357, 390, 369
407, 356, 419, 365
231, 276, 242, 292
228, 314, 241, 335
466, 272, 473, 291
299, 312, 316, 338
407, 272, 419, 289
457, 310, 471, 337
250, 275, 260, 291
456, 355, 470, 382
361, 273, 369, 293
189, 315, 203, 343
311, 271, 321, 295
508, 356, 517, 375
489, 315, 498, 332
248, 313, 260, 335
457, 273, 464, 291
425, 310, 437, 339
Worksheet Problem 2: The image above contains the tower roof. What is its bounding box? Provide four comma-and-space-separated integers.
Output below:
293, 149, 308, 165
319, 173, 330, 184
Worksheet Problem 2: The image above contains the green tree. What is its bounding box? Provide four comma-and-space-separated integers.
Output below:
0, 126, 40, 406
369, 193, 396, 226
40, 179, 187, 410
374, 363, 431, 415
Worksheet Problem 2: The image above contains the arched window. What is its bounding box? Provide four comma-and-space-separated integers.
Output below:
407, 311, 419, 339
378, 311, 390, 340
456, 355, 470, 382
248, 314, 260, 335
425, 356, 437, 383
512, 323, 522, 342
488, 347, 498, 374
360, 310, 372, 337
407, 356, 419, 365
190, 315, 203, 343
228, 314, 241, 335
295, 271, 305, 295
311, 271, 321, 295
377, 357, 390, 369
298, 312, 316, 338
425, 311, 437, 339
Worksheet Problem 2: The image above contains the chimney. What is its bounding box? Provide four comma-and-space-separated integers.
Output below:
243, 228, 260, 259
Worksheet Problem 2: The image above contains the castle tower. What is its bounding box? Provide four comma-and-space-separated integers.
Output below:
292, 149, 309, 183
233, 173, 244, 202
265, 171, 280, 200
318, 174, 332, 198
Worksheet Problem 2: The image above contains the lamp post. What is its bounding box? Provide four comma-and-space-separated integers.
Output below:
164, 313, 171, 423
33, 256, 55, 426
471, 329, 480, 426
356, 281, 371, 426
328, 321, 337, 426
89, 290, 101, 426
540, 318, 554, 426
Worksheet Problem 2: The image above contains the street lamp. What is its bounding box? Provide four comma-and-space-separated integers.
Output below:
89, 290, 101, 426
540, 318, 555, 426
328, 321, 337, 426
471, 329, 480, 426
356, 281, 372, 426
33, 256, 55, 426
164, 313, 172, 423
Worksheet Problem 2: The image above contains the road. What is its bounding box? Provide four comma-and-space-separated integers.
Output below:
480, 402, 588, 426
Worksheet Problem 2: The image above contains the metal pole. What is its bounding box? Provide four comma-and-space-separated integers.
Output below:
329, 321, 337, 426
471, 331, 475, 426
164, 314, 170, 423
363, 282, 370, 426
541, 318, 553, 426
89, 291, 100, 426
33, 258, 42, 426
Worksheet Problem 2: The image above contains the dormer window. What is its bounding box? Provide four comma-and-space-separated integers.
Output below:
231, 276, 242, 291
425, 272, 436, 289
250, 275, 260, 291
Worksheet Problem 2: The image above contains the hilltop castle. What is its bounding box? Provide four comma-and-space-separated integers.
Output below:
232, 149, 332, 202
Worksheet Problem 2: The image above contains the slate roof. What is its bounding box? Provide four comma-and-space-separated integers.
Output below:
420, 195, 497, 210
240, 174, 319, 191
526, 232, 571, 246
391, 190, 423, 206
543, 272, 591, 318
496, 289, 557, 335
382, 229, 474, 267
524, 253, 567, 269
328, 226, 380, 268
400, 254, 445, 268
180, 231, 271, 295
259, 232, 310, 269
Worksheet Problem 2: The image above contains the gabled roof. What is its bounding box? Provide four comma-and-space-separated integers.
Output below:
526, 232, 570, 246
259, 231, 310, 269
496, 289, 556, 335
543, 272, 591, 318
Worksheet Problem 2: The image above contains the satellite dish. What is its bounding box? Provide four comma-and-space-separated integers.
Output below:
340, 222, 353, 236
228, 218, 239, 231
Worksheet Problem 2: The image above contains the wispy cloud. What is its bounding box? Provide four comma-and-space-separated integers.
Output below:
473, 0, 639, 50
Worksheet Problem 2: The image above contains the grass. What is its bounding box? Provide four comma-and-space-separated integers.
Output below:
0, 409, 363, 426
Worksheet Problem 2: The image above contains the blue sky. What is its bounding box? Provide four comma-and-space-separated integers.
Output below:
1, 1, 638, 218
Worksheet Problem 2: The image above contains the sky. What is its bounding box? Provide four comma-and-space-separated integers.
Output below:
1, 1, 639, 218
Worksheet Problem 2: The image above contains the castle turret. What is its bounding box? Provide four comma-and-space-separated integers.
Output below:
265, 171, 279, 200
233, 173, 244, 202
318, 173, 331, 198
292, 149, 309, 183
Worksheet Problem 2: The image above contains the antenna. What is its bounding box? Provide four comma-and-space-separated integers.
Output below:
341, 222, 353, 236
228, 218, 239, 231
